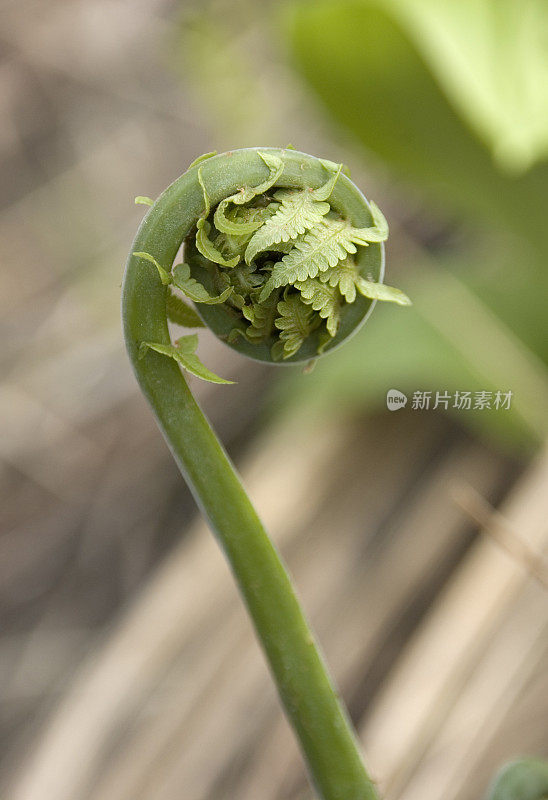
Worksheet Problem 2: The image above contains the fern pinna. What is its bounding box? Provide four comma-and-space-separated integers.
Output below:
132, 147, 409, 382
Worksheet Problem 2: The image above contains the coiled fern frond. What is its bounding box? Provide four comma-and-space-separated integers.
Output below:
131, 147, 409, 379
122, 148, 545, 800
122, 147, 409, 800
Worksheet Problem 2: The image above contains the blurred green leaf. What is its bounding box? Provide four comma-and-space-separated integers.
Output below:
277, 0, 548, 452
173, 3, 281, 147
485, 759, 548, 800
390, 0, 548, 174
285, 0, 548, 254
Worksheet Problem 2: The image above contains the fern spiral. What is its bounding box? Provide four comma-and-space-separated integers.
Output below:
129, 147, 409, 380
122, 147, 409, 800
122, 148, 548, 800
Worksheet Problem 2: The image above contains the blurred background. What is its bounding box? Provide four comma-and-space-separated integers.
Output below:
1, 1, 547, 799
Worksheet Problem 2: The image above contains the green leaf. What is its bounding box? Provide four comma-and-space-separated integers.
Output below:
295, 277, 341, 336
213, 230, 250, 262
254, 152, 285, 194
245, 163, 342, 265
319, 257, 362, 302
260, 220, 347, 296
242, 290, 280, 343
196, 153, 284, 270
223, 152, 285, 209
271, 340, 286, 361
188, 151, 217, 169
261, 215, 388, 297
274, 293, 318, 358
227, 326, 251, 345
214, 201, 279, 238
389, 1, 548, 174
132, 252, 172, 285
311, 161, 343, 200
211, 268, 245, 310
197, 166, 211, 216
135, 196, 154, 206
172, 263, 233, 304
224, 153, 284, 210
485, 758, 548, 800
355, 277, 411, 306
166, 289, 205, 327
360, 201, 389, 241
245, 192, 329, 264
319, 157, 352, 178
228, 262, 266, 295
196, 218, 240, 267
318, 256, 410, 306
175, 349, 235, 384
139, 337, 234, 384
195, 164, 278, 267
286, 1, 548, 252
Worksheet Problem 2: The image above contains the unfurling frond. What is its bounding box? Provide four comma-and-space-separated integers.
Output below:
140, 150, 405, 363
196, 219, 240, 267
244, 162, 341, 265
260, 219, 353, 296
244, 192, 329, 264
214, 202, 278, 238
139, 336, 234, 384
274, 294, 318, 359
224, 152, 284, 208
351, 200, 389, 243
319, 257, 361, 302
195, 167, 240, 267
197, 157, 283, 266
295, 278, 342, 337
262, 211, 391, 296
133, 251, 172, 285
172, 263, 233, 304
310, 161, 342, 201
242, 290, 280, 343
254, 152, 284, 196
355, 277, 411, 305
321, 258, 411, 306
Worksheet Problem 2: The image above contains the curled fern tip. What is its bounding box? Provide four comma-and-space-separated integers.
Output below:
128, 147, 409, 375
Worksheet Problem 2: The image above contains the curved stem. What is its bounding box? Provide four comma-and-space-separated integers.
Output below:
122, 148, 380, 800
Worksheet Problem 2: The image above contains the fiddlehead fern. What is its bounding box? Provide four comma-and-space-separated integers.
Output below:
123, 147, 409, 800
128, 147, 408, 376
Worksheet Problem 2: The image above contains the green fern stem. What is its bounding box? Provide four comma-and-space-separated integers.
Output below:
122, 148, 380, 800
